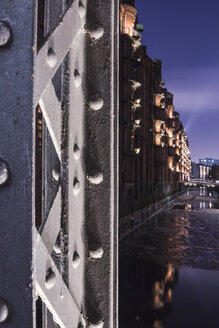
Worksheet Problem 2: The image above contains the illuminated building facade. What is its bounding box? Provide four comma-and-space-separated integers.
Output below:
199, 164, 211, 180
191, 162, 211, 180
119, 0, 191, 218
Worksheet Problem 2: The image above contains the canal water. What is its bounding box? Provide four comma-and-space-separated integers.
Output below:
120, 188, 219, 328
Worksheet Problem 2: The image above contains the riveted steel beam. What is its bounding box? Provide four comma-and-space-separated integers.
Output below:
0, 0, 119, 327
0, 1, 35, 327
81, 1, 119, 327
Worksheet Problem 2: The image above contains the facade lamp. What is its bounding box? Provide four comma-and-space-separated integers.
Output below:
135, 147, 141, 154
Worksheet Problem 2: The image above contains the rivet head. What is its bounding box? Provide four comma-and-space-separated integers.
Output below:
52, 168, 60, 181
78, 323, 84, 328
53, 243, 61, 254
53, 235, 61, 254
89, 321, 104, 328
78, 0, 86, 18
47, 48, 57, 68
90, 248, 103, 259
90, 95, 104, 111
74, 69, 82, 88
73, 177, 81, 196
90, 27, 104, 40
72, 251, 80, 269
0, 159, 9, 186
78, 318, 86, 328
0, 22, 11, 48
45, 268, 56, 289
73, 144, 81, 160
87, 170, 103, 185
0, 298, 9, 323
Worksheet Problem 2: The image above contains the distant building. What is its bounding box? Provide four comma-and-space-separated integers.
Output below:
191, 162, 200, 179
199, 158, 219, 167
191, 162, 211, 180
199, 164, 211, 180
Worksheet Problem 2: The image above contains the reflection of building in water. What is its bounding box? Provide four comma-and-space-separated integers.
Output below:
119, 256, 179, 328
153, 264, 176, 312
153, 319, 163, 328
200, 186, 207, 196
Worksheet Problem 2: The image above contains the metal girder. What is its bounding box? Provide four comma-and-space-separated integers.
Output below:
0, 0, 119, 327
0, 1, 35, 326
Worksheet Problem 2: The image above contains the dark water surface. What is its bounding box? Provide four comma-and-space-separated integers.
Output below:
120, 188, 219, 328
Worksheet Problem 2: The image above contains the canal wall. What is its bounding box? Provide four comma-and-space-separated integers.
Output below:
119, 191, 180, 241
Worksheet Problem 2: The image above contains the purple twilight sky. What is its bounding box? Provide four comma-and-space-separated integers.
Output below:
135, 0, 219, 162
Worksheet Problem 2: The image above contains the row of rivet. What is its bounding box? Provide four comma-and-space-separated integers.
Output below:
71, 3, 104, 327
44, 2, 86, 327
0, 19, 12, 194
83, 5, 105, 328
0, 18, 11, 325
48, 2, 85, 327
0, 20, 12, 190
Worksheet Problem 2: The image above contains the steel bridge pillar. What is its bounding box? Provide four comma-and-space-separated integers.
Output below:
0, 1, 119, 327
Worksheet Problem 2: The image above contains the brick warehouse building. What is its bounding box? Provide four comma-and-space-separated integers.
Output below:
119, 0, 191, 220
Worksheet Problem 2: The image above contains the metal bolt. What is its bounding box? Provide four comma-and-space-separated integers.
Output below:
0, 298, 9, 323
0, 22, 11, 48
0, 159, 9, 186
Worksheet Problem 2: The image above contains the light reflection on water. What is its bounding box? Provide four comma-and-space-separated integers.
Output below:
120, 256, 219, 328
120, 257, 179, 328
120, 188, 219, 328
173, 202, 219, 210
